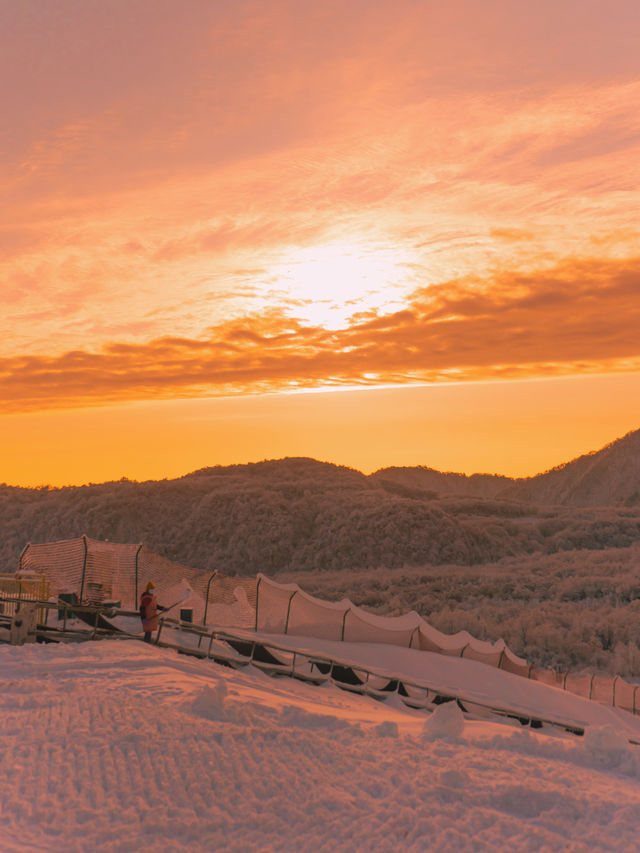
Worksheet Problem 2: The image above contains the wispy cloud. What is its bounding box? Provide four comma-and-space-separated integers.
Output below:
3, 256, 639, 413
2, 1, 639, 425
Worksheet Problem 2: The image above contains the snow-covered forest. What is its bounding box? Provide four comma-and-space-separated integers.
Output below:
4, 468, 639, 575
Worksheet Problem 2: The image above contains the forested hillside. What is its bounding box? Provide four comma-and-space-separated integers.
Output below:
369, 467, 510, 499
2, 453, 640, 574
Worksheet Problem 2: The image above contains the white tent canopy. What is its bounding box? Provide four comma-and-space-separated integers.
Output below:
254, 574, 529, 676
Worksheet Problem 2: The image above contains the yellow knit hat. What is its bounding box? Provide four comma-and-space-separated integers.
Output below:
145, 581, 155, 591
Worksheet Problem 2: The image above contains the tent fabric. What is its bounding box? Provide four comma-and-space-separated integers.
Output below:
563, 672, 592, 699
592, 675, 615, 704
499, 650, 532, 678
287, 587, 350, 642
343, 607, 421, 647
253, 576, 640, 716
614, 679, 639, 714
255, 574, 527, 675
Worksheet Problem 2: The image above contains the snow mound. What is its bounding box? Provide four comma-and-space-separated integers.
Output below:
191, 681, 228, 721
374, 720, 399, 738
583, 724, 630, 768
438, 768, 469, 788
422, 700, 465, 740
279, 705, 356, 733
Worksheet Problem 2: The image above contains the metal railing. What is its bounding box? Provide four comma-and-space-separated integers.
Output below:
152, 617, 597, 737
0, 595, 138, 643
0, 575, 50, 623
2, 594, 640, 738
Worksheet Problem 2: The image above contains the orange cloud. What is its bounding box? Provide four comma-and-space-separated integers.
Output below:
2, 2, 639, 401
2, 256, 639, 414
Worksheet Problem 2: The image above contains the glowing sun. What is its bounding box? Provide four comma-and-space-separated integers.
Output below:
271, 243, 411, 328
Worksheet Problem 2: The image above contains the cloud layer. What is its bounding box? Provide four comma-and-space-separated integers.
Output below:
3, 255, 638, 413
1, 0, 639, 420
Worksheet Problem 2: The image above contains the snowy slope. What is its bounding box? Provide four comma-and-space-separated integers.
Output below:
2, 639, 640, 853
234, 629, 640, 741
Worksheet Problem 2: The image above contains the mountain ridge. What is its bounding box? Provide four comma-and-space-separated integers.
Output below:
373, 428, 640, 506
1, 428, 638, 574
4, 428, 638, 504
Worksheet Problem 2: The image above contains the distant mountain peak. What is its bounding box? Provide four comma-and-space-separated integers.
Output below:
370, 428, 640, 506
500, 428, 640, 506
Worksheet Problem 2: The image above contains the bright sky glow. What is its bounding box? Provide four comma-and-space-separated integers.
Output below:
270, 242, 412, 328
2, 0, 639, 484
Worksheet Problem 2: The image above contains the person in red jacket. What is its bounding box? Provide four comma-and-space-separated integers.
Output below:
139, 581, 166, 643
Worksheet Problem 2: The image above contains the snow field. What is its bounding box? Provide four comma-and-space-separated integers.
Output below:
1, 641, 640, 852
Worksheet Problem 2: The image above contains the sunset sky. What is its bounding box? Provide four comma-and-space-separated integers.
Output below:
2, 0, 640, 487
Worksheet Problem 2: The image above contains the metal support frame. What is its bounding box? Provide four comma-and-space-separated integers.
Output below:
17, 542, 30, 572
284, 590, 297, 634
202, 570, 218, 627
254, 576, 263, 631
79, 535, 89, 604
134, 544, 143, 604
341, 608, 351, 641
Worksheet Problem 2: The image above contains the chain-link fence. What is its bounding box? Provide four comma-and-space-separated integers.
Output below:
19, 536, 256, 626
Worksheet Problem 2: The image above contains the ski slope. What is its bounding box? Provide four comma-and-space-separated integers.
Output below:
101, 612, 640, 741
2, 638, 640, 853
